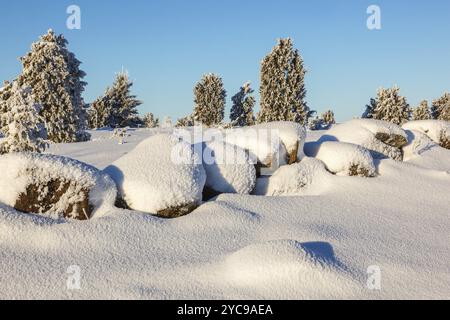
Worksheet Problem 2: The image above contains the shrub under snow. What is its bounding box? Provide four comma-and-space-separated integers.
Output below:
0, 153, 117, 220
104, 133, 206, 217
305, 141, 376, 177
320, 119, 408, 161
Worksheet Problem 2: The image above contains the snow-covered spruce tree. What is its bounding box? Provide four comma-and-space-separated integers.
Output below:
89, 72, 142, 128
0, 83, 48, 154
431, 92, 450, 121
192, 73, 226, 127
321, 110, 336, 128
17, 29, 89, 143
258, 38, 311, 124
412, 100, 432, 121
362, 98, 377, 119
143, 112, 159, 128
0, 81, 13, 136
230, 82, 255, 127
364, 86, 411, 125
175, 115, 194, 128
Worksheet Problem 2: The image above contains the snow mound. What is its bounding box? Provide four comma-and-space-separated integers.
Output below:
202, 141, 256, 194
320, 119, 408, 160
224, 240, 358, 297
255, 158, 331, 196
403, 120, 450, 149
224, 121, 305, 173
305, 141, 376, 177
251, 121, 307, 162
0, 152, 116, 219
104, 133, 206, 217
402, 130, 438, 160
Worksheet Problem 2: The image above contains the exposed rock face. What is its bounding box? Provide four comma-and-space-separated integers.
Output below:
15, 179, 92, 220
0, 153, 117, 220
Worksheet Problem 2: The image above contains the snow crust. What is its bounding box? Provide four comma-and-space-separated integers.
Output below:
403, 120, 450, 145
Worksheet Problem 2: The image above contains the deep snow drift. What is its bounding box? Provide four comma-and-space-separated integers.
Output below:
0, 126, 449, 299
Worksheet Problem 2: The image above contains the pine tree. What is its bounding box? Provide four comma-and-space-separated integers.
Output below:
431, 92, 450, 121
17, 29, 89, 143
362, 98, 377, 119
192, 73, 226, 127
0, 81, 13, 136
0, 83, 48, 154
412, 100, 432, 120
89, 72, 142, 128
363, 86, 411, 125
258, 38, 311, 125
230, 82, 255, 127
143, 112, 159, 128
175, 115, 194, 128
321, 110, 336, 128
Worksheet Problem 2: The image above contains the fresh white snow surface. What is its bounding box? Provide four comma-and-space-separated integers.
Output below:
104, 133, 206, 214
0, 127, 449, 299
202, 141, 256, 194
304, 141, 376, 177
403, 120, 450, 146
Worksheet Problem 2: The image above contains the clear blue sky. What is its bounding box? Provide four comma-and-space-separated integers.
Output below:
1, 0, 449, 122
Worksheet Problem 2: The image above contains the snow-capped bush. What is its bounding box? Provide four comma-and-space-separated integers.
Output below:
320, 119, 408, 160
403, 120, 450, 149
202, 141, 256, 194
258, 158, 330, 196
104, 134, 206, 217
143, 112, 159, 128
0, 153, 117, 220
305, 141, 376, 177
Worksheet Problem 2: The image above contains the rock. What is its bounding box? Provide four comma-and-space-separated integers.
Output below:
201, 141, 256, 195
320, 119, 408, 161
403, 120, 450, 150
104, 133, 206, 218
305, 141, 376, 177
0, 152, 117, 220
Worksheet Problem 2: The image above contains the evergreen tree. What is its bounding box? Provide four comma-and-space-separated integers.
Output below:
89, 72, 142, 128
230, 82, 255, 127
143, 112, 159, 128
192, 73, 226, 127
17, 29, 89, 143
0, 83, 48, 154
431, 92, 450, 121
258, 38, 311, 124
412, 100, 432, 120
363, 86, 411, 125
175, 115, 194, 128
321, 110, 336, 128
0, 81, 13, 135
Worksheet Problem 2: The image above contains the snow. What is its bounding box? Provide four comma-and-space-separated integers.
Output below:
0, 152, 116, 218
320, 119, 408, 160
202, 141, 256, 194
104, 133, 206, 214
305, 141, 376, 177
0, 127, 449, 299
253, 158, 332, 196
403, 120, 450, 146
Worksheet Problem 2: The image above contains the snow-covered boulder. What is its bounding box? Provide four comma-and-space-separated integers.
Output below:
402, 120, 450, 149
202, 141, 256, 195
320, 119, 408, 161
254, 158, 331, 196
224, 121, 306, 174
402, 130, 437, 160
0, 153, 117, 220
104, 134, 206, 218
305, 141, 376, 177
